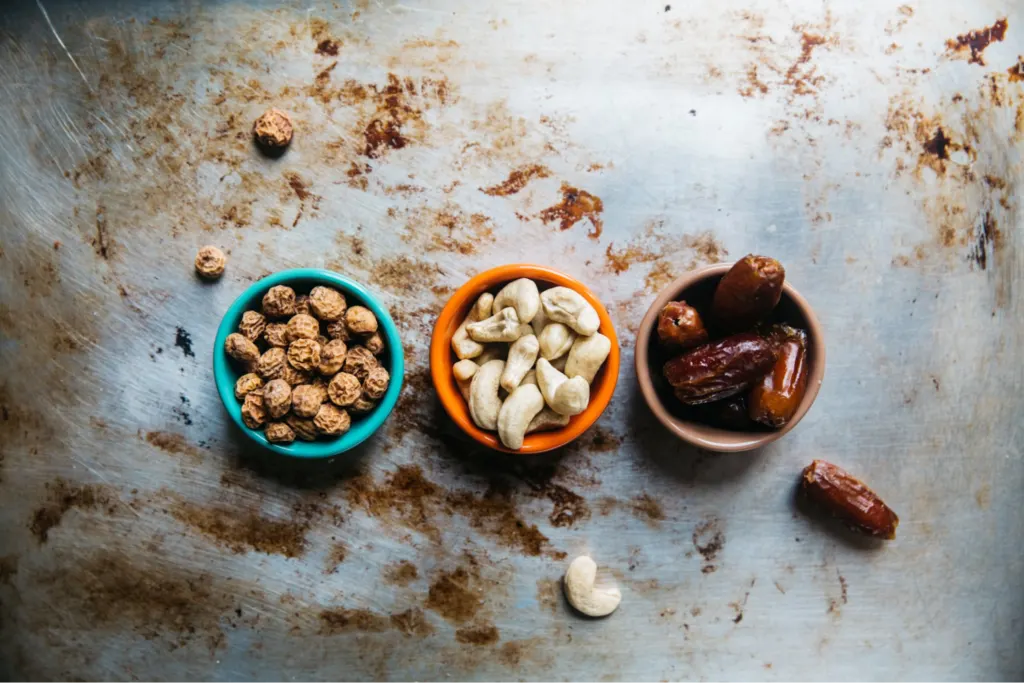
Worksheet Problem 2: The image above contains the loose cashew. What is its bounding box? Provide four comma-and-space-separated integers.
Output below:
538, 323, 576, 360
563, 556, 621, 617
467, 308, 524, 343
526, 407, 571, 433
497, 383, 545, 449
453, 359, 479, 402
500, 334, 540, 393
492, 278, 541, 323
564, 332, 612, 384
535, 358, 590, 416
451, 292, 495, 359
469, 360, 505, 430
540, 287, 600, 336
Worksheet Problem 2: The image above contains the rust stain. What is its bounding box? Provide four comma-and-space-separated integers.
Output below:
368, 256, 445, 296
318, 608, 390, 634
446, 486, 564, 558
692, 516, 725, 574
316, 38, 340, 56
29, 479, 118, 543
396, 203, 496, 255
383, 560, 419, 586
480, 164, 551, 196
604, 224, 727, 295
538, 183, 604, 239
390, 607, 435, 637
630, 493, 666, 527
167, 498, 311, 558
1008, 57, 1024, 82
345, 465, 444, 543
544, 484, 591, 528
325, 543, 347, 573
142, 430, 204, 462
498, 637, 557, 669
535, 578, 561, 614
945, 18, 1008, 66
967, 212, 1001, 270
455, 623, 500, 646
425, 563, 484, 624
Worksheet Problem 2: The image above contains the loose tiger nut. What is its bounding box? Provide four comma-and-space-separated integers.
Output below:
225, 333, 260, 366
234, 373, 264, 400
314, 403, 351, 436
253, 108, 293, 149
363, 366, 391, 401
265, 422, 295, 443
195, 245, 226, 279
263, 285, 297, 319
363, 331, 385, 355
345, 306, 378, 335
309, 286, 347, 321
342, 346, 377, 381
328, 372, 362, 407
262, 379, 292, 419
325, 320, 350, 341
288, 339, 321, 373
241, 390, 267, 429
287, 314, 320, 342
319, 339, 348, 375
238, 310, 266, 342
264, 323, 289, 348
286, 414, 319, 441
256, 347, 287, 380
291, 383, 327, 417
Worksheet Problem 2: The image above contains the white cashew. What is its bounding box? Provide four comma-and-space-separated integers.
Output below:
500, 334, 540, 393
453, 359, 479, 402
538, 323, 576, 361
563, 556, 621, 617
469, 360, 505, 430
492, 278, 541, 323
564, 332, 612, 384
526, 407, 570, 433
540, 286, 600, 336
451, 292, 495, 359
497, 383, 545, 449
535, 358, 590, 416
530, 302, 549, 336
467, 308, 524, 343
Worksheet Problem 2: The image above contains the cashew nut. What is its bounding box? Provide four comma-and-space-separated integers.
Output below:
530, 301, 549, 336
500, 334, 540, 393
564, 332, 612, 384
451, 292, 495, 359
535, 358, 590, 416
453, 359, 479, 402
492, 278, 541, 323
540, 286, 600, 336
526, 407, 571, 433
469, 360, 505, 430
538, 323, 577, 361
563, 556, 621, 618
467, 308, 524, 343
497, 383, 545, 449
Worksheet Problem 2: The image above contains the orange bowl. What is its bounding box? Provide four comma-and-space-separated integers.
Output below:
430, 264, 620, 454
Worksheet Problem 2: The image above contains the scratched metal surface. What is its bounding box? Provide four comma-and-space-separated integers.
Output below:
0, 0, 1022, 680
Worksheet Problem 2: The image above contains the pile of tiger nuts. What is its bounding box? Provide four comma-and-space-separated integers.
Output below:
223, 284, 390, 444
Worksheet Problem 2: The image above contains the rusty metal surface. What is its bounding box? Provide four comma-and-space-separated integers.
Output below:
0, 0, 1022, 679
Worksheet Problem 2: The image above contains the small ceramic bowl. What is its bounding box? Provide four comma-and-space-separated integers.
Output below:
430, 264, 620, 454
635, 263, 824, 452
213, 268, 404, 458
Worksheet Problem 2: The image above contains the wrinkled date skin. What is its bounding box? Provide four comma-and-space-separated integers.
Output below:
657, 301, 709, 349
711, 255, 785, 331
749, 326, 809, 428
664, 333, 777, 405
801, 460, 899, 539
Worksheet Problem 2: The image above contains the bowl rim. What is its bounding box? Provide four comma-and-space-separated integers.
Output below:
634, 263, 825, 453
429, 264, 620, 454
213, 268, 405, 458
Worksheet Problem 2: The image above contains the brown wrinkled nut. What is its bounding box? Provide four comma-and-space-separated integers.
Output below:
349, 394, 377, 415
256, 347, 287, 380
749, 327, 808, 428
265, 422, 295, 443
286, 414, 319, 441
328, 372, 362, 407
253, 108, 293, 149
234, 373, 264, 400
194, 245, 226, 279
286, 314, 320, 342
363, 366, 391, 400
711, 255, 785, 331
294, 294, 311, 316
801, 460, 899, 539
342, 345, 377, 381
345, 306, 378, 335
288, 339, 321, 373
280, 364, 311, 387
314, 403, 352, 436
657, 301, 708, 349
325, 320, 351, 341
262, 379, 292, 419
319, 339, 348, 375
664, 333, 777, 405
238, 310, 267, 342
316, 334, 330, 348
292, 383, 327, 417
225, 333, 260, 365
309, 286, 347, 321
363, 331, 385, 355
262, 285, 297, 319
241, 391, 267, 429
264, 323, 289, 348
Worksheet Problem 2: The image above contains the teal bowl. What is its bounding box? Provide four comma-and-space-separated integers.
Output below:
213, 269, 404, 458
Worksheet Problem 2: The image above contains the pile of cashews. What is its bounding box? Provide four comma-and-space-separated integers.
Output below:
451, 278, 612, 450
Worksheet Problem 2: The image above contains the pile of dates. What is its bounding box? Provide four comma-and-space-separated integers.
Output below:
658, 254, 809, 431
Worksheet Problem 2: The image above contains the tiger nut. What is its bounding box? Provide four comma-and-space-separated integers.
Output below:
349, 394, 377, 414
264, 323, 289, 348
345, 306, 378, 335
328, 372, 362, 407
253, 108, 293, 149
265, 422, 295, 444
342, 346, 377, 381
295, 294, 311, 316
363, 332, 385, 355
241, 390, 267, 429
238, 310, 266, 342
319, 339, 348, 375
225, 333, 260, 366
286, 414, 319, 441
287, 339, 321, 373
262, 379, 292, 419
195, 245, 226, 279
280, 364, 311, 387
309, 286, 347, 321
262, 285, 297, 319
363, 366, 391, 401
256, 347, 287, 380
234, 373, 264, 400
287, 314, 320, 342
292, 383, 327, 417
314, 403, 351, 436
326, 320, 351, 341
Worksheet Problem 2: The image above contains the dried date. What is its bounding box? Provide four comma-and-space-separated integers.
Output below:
711, 255, 785, 331
657, 301, 708, 349
801, 460, 898, 539
664, 333, 777, 405
749, 326, 808, 428
689, 395, 760, 431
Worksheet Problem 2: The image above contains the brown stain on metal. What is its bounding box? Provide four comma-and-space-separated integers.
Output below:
316, 39, 340, 56
538, 183, 604, 239
1008, 57, 1024, 82
167, 498, 311, 558
425, 563, 484, 624
142, 430, 204, 462
324, 543, 347, 573
945, 18, 1008, 66
368, 255, 445, 296
480, 164, 551, 196
630, 493, 666, 527
498, 637, 556, 668
390, 607, 435, 637
446, 486, 564, 558
967, 212, 1001, 270
396, 203, 496, 255
535, 578, 561, 614
455, 623, 500, 646
345, 464, 444, 543
975, 484, 991, 508
605, 223, 727, 294
317, 608, 391, 634
692, 516, 725, 573
544, 483, 591, 528
383, 560, 419, 586
29, 479, 118, 544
